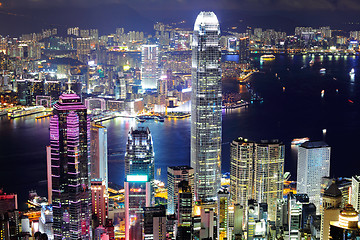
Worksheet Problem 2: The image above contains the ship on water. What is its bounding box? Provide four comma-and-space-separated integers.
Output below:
9, 106, 46, 118
260, 54, 276, 61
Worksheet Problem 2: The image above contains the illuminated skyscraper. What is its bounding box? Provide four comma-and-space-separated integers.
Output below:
125, 127, 155, 186
49, 93, 91, 240
141, 45, 159, 89
253, 140, 284, 221
124, 127, 154, 240
230, 138, 254, 206
230, 138, 284, 221
90, 123, 108, 188
297, 141, 331, 214
167, 166, 194, 215
191, 11, 222, 202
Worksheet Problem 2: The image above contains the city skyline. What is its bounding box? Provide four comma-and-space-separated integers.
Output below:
1, 5, 360, 239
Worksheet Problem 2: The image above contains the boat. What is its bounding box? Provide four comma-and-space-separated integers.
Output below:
321, 90, 325, 98
154, 116, 165, 122
320, 68, 326, 74
291, 137, 310, 146
9, 106, 45, 118
350, 68, 355, 75
309, 60, 314, 66
260, 54, 275, 61
135, 117, 146, 123
0, 110, 7, 116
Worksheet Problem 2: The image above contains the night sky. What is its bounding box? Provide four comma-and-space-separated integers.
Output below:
1, 0, 360, 35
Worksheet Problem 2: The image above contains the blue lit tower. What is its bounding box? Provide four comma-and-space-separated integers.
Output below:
191, 11, 222, 202
125, 127, 155, 184
124, 127, 154, 240
49, 93, 91, 240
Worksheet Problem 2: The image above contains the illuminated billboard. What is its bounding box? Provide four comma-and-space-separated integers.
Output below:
126, 175, 148, 182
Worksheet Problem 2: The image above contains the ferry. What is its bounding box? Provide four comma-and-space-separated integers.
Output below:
350, 68, 355, 76
9, 106, 45, 118
260, 54, 275, 61
154, 116, 165, 122
291, 137, 310, 146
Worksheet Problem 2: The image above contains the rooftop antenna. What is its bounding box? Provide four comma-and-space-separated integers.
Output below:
66, 69, 72, 94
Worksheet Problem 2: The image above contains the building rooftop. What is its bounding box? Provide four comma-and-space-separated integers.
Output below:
300, 141, 329, 149
324, 183, 342, 198
168, 166, 193, 171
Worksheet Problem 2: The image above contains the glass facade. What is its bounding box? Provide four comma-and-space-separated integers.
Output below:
297, 141, 331, 214
50, 93, 91, 240
191, 11, 222, 202
141, 45, 159, 89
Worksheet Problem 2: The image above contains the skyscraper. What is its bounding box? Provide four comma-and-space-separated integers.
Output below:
90, 123, 108, 188
49, 93, 91, 240
253, 140, 284, 221
230, 138, 254, 206
191, 11, 222, 202
297, 141, 331, 213
124, 127, 154, 240
125, 127, 155, 186
167, 166, 194, 215
141, 45, 159, 89
230, 138, 284, 221
350, 175, 360, 212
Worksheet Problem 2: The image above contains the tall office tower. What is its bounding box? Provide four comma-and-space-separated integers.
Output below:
297, 141, 331, 213
230, 138, 254, 206
91, 180, 109, 227
217, 189, 230, 240
124, 175, 151, 240
320, 183, 342, 240
143, 206, 167, 240
90, 123, 108, 188
141, 45, 159, 89
167, 166, 194, 215
253, 140, 284, 221
350, 175, 360, 212
77, 38, 91, 63
49, 93, 91, 240
125, 127, 154, 184
45, 80, 61, 103
16, 79, 30, 105
191, 11, 222, 202
177, 181, 193, 226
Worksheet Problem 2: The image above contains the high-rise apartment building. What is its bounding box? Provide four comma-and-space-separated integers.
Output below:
191, 11, 222, 202
91, 180, 109, 227
90, 123, 108, 188
254, 140, 284, 221
230, 138, 254, 206
230, 138, 284, 221
167, 166, 194, 215
141, 45, 159, 89
49, 93, 91, 240
297, 141, 331, 213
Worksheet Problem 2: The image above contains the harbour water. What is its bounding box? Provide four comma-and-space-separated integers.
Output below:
1, 54, 360, 208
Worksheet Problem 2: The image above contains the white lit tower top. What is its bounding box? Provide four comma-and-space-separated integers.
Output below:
191, 11, 222, 202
